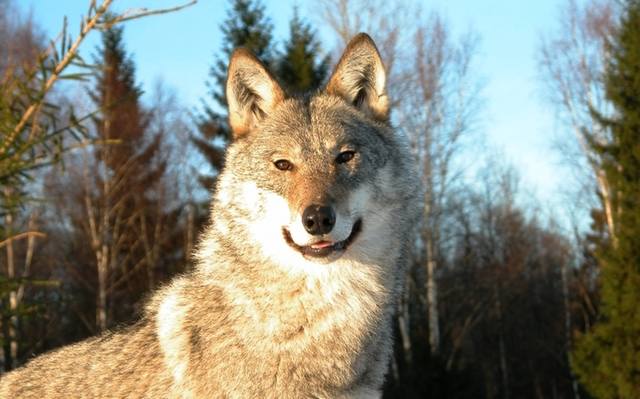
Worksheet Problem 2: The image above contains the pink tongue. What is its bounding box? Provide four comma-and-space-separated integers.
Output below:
310, 241, 333, 249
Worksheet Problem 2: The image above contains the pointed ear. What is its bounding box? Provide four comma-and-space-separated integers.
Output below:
326, 33, 389, 121
226, 48, 285, 138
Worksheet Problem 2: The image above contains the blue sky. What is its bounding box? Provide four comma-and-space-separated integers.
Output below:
20, 0, 573, 206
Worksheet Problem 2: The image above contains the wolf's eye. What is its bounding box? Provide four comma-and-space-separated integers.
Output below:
274, 159, 293, 171
336, 151, 356, 164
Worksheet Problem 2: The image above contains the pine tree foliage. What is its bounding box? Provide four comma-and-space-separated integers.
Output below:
193, 1, 330, 193
572, 1, 640, 396
90, 24, 164, 194
193, 0, 275, 192
277, 7, 329, 94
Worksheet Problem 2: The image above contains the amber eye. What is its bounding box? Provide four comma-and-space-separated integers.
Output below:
274, 159, 293, 171
336, 151, 356, 164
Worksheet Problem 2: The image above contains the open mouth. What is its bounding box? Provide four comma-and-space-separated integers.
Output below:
283, 219, 362, 258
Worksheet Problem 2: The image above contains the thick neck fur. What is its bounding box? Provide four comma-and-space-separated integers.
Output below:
193, 201, 398, 347
176, 173, 403, 394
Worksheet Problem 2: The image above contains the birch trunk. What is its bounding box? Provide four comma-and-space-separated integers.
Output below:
5, 211, 18, 370
0, 315, 4, 372
398, 272, 413, 364
494, 281, 510, 399
562, 259, 581, 399
96, 249, 108, 332
426, 233, 440, 354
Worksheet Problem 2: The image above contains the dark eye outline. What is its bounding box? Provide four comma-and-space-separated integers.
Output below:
336, 150, 356, 164
274, 159, 293, 171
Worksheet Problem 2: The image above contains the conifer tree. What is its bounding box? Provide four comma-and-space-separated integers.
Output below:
76, 23, 169, 331
572, 1, 640, 396
90, 23, 158, 179
277, 7, 329, 94
193, 0, 275, 192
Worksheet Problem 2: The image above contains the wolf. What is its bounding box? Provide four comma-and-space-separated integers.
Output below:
0, 33, 420, 398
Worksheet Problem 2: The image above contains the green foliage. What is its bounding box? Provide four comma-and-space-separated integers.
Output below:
192, 0, 275, 192
212, 0, 275, 108
277, 7, 329, 94
89, 22, 159, 177
0, 6, 94, 357
193, 0, 329, 193
0, 16, 91, 218
572, 1, 640, 396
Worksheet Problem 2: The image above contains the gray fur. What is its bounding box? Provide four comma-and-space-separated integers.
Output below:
0, 33, 420, 398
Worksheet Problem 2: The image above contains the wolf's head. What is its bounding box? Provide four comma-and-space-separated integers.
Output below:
207, 34, 417, 275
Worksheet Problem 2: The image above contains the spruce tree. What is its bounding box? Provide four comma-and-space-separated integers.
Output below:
277, 7, 329, 94
81, 23, 169, 330
193, 0, 275, 192
90, 24, 156, 178
89, 23, 166, 222
572, 1, 640, 396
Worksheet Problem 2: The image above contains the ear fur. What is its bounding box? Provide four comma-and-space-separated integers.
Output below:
226, 49, 285, 138
326, 33, 389, 121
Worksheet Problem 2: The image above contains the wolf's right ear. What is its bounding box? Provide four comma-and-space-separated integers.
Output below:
326, 33, 389, 121
226, 49, 285, 138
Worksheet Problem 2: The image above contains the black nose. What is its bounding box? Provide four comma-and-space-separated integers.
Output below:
302, 205, 336, 235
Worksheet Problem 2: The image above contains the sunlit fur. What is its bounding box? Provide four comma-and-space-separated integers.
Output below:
0, 33, 420, 399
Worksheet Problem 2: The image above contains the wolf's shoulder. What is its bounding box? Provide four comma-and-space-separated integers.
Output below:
0, 318, 165, 398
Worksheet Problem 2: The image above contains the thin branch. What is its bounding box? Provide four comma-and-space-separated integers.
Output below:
1, 0, 114, 154
97, 0, 197, 29
0, 231, 47, 249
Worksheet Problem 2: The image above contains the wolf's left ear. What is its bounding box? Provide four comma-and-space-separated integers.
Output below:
326, 33, 389, 121
226, 48, 285, 138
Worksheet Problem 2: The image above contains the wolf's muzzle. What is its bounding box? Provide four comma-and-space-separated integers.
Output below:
283, 219, 362, 259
